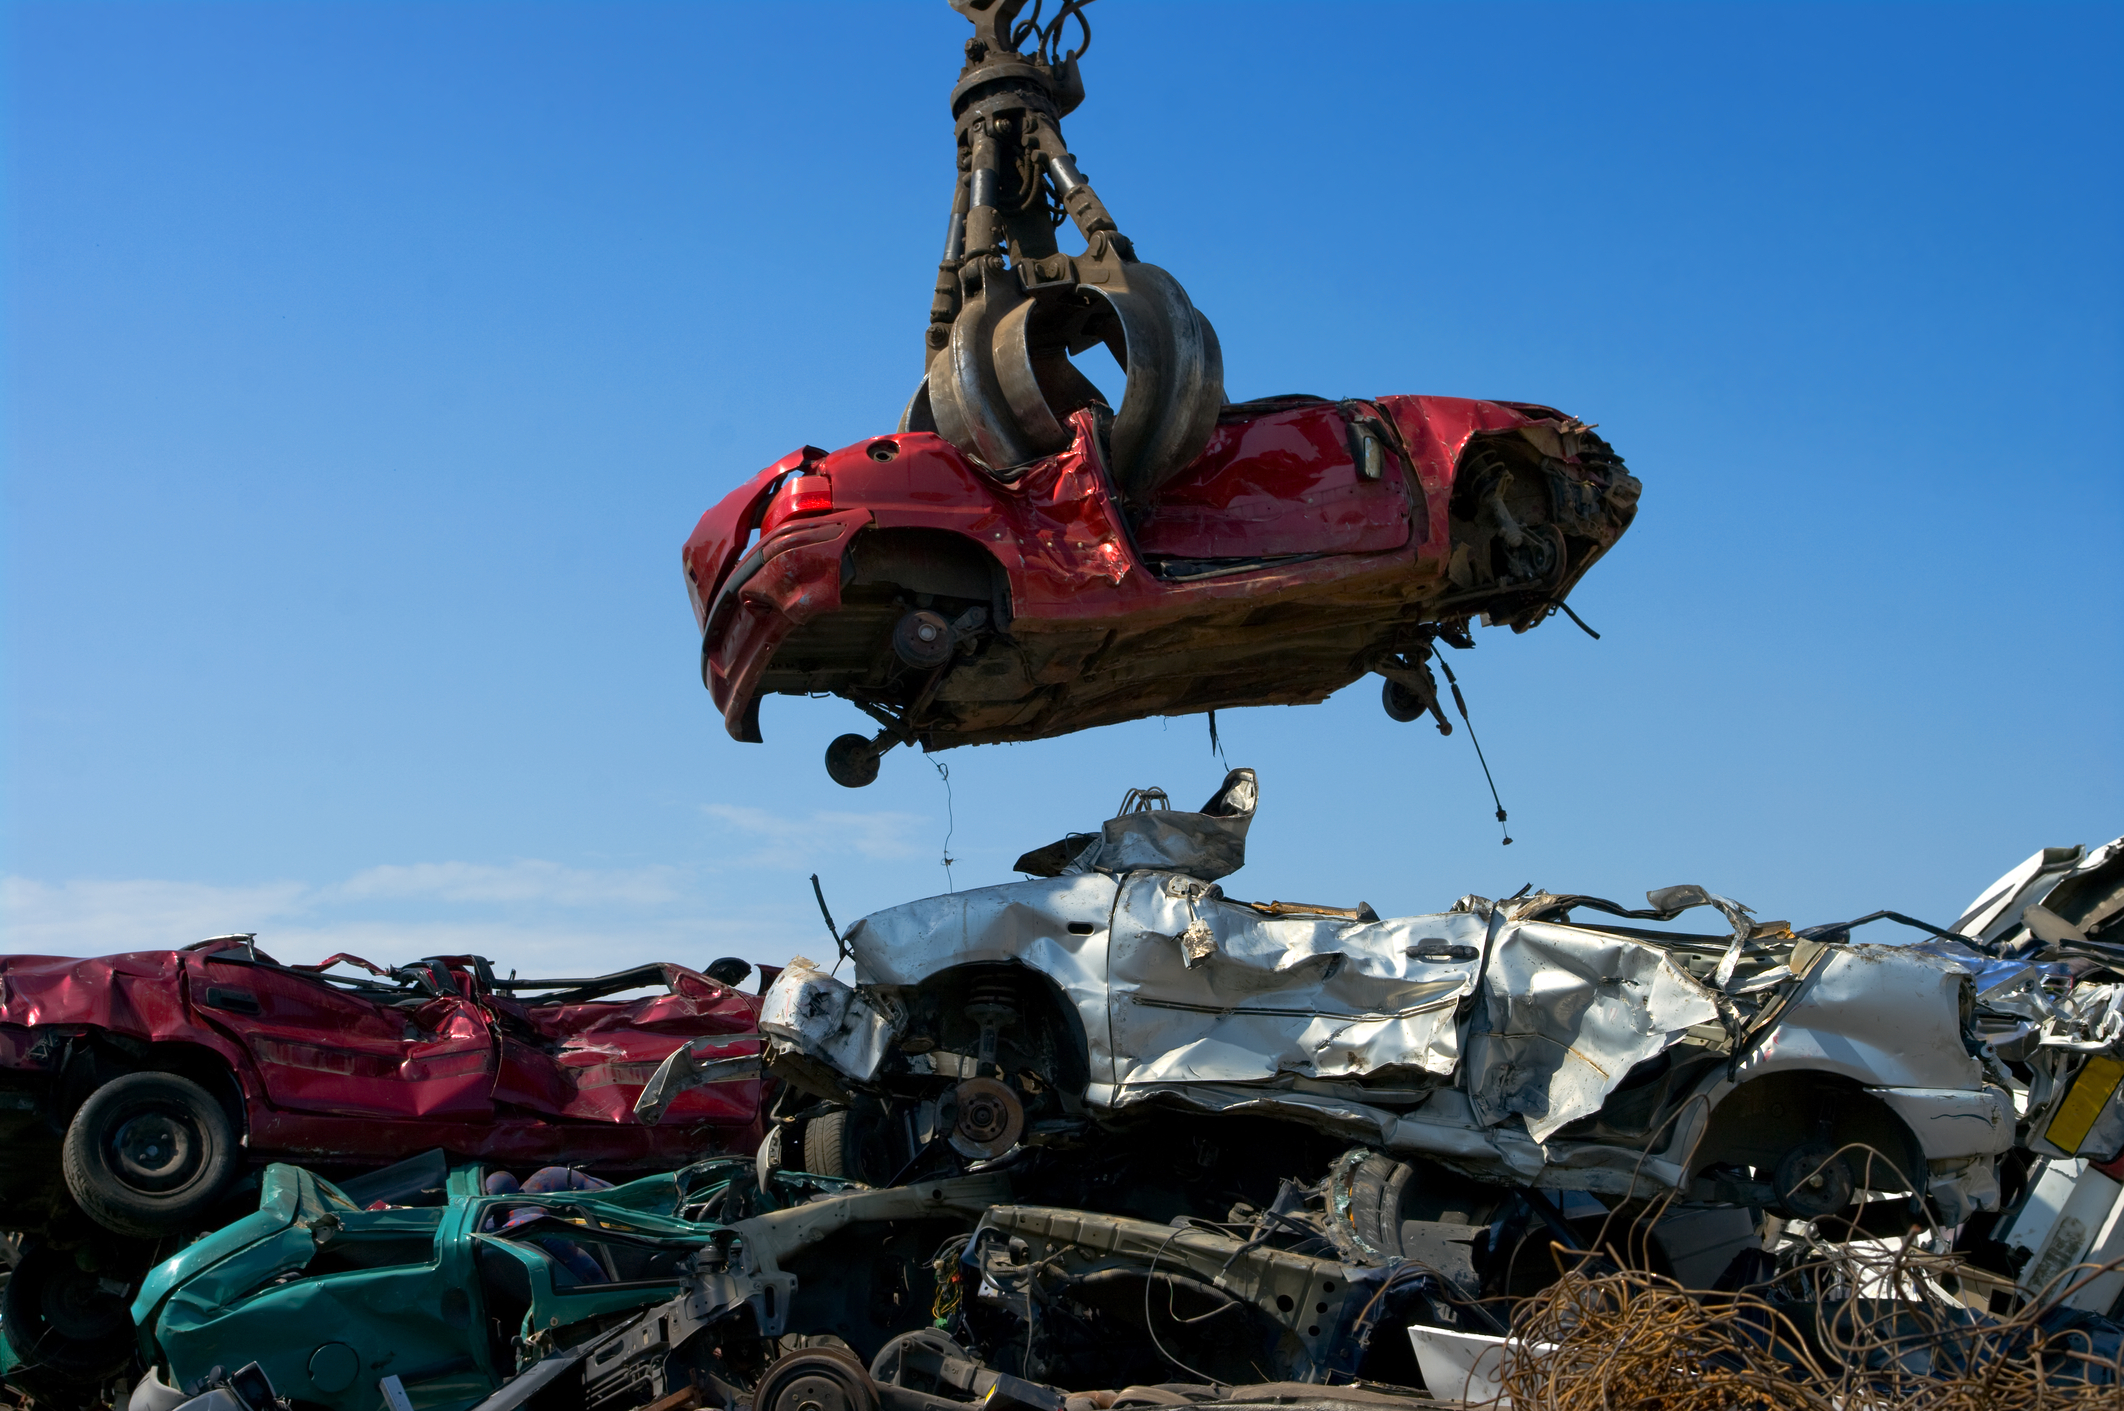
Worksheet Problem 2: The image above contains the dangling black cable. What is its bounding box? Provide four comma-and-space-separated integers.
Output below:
1206, 709, 1228, 767
1550, 599, 1601, 639
1432, 655, 1513, 846
809, 874, 850, 972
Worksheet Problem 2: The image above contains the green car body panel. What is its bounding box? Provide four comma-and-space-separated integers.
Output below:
134, 1159, 838, 1411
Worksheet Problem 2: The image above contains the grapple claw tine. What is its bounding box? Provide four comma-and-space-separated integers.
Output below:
916, 0, 1225, 489
993, 298, 1074, 455
898, 374, 938, 436
1087, 258, 1225, 499
929, 275, 1039, 471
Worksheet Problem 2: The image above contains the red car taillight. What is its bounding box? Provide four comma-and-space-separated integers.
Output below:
759, 473, 833, 537
785, 474, 832, 515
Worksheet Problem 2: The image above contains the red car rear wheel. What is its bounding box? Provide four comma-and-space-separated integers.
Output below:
61, 1072, 238, 1237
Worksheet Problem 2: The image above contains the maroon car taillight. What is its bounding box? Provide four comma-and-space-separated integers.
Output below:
786, 474, 832, 515
759, 473, 832, 537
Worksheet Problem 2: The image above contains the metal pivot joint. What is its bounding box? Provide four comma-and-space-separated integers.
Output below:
902, 0, 1225, 502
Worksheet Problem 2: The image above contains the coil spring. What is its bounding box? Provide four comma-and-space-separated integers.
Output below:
966, 979, 1020, 1019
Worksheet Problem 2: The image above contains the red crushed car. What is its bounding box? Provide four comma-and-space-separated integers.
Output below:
683, 394, 1639, 785
0, 936, 766, 1238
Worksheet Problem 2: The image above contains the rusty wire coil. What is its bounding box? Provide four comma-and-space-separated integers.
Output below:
1497, 1216, 2124, 1410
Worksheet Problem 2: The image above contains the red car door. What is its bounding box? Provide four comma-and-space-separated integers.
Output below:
185, 950, 496, 1119
1129, 399, 1414, 562
488, 964, 759, 1127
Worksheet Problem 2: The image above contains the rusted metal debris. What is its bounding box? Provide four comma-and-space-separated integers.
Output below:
7, 796, 2124, 1411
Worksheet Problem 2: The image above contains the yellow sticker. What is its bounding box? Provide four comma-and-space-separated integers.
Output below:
2046, 1053, 2124, 1154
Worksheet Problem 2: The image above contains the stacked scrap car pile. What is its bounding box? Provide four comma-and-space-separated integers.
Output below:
5, 1, 2119, 1407
14, 780, 2119, 1411
0, 952, 768, 1405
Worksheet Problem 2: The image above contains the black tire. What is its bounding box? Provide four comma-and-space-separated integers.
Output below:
804, 1108, 858, 1179
0, 1241, 135, 1391
825, 734, 882, 789
1347, 1153, 1415, 1257
802, 1104, 898, 1185
62, 1071, 238, 1238
1381, 679, 1425, 723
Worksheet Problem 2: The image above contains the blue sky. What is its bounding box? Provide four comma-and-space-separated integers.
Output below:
3, 2, 2118, 976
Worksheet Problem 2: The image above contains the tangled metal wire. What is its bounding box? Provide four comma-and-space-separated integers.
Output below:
1497, 1219, 2124, 1410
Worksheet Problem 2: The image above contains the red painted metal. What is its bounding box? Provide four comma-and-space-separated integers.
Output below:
1132, 400, 1412, 560
684, 393, 1630, 752
0, 943, 763, 1171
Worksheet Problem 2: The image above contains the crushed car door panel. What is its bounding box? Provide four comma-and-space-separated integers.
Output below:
1104, 874, 1478, 1096
1464, 920, 1722, 1144
188, 954, 496, 1119
1129, 400, 1414, 560
489, 967, 760, 1126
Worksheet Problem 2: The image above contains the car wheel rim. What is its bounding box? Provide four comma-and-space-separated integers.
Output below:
755, 1352, 876, 1411
777, 1372, 858, 1411
110, 1106, 202, 1190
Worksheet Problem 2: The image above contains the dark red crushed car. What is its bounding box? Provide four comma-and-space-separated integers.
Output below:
0, 936, 766, 1239
683, 394, 1639, 785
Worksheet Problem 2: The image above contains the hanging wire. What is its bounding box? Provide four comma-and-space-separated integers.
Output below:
1550, 598, 1602, 639
934, 758, 957, 892
1433, 654, 1512, 845
808, 873, 851, 975
1142, 1227, 1229, 1389
1010, 0, 1045, 53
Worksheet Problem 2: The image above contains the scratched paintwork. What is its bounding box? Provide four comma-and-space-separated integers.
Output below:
0, 941, 765, 1183
682, 393, 1638, 758
132, 1157, 805, 1411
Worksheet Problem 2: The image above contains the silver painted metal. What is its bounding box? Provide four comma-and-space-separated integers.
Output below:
751, 774, 2033, 1219
757, 956, 899, 1084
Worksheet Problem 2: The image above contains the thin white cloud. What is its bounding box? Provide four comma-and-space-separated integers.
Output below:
1, 876, 307, 956
703, 804, 932, 862
0, 861, 812, 972
333, 860, 687, 907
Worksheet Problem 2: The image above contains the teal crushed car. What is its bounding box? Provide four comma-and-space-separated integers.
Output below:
130, 1154, 864, 1411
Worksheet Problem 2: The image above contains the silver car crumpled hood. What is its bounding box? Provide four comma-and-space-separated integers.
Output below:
1465, 919, 1722, 1141
754, 773, 2019, 1207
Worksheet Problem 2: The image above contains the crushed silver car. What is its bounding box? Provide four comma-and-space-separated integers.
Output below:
1943, 833, 2124, 1317
663, 770, 2018, 1229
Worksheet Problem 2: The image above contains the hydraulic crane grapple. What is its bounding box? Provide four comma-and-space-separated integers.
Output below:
901, 0, 1225, 501
680, 0, 1643, 787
